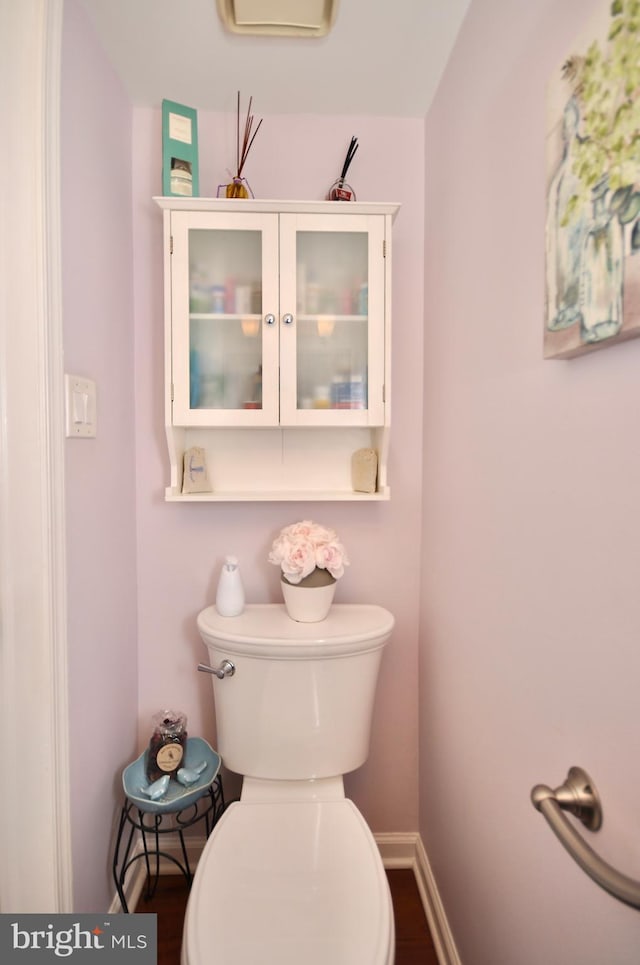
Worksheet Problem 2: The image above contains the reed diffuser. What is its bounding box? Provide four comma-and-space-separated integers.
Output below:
220, 92, 263, 199
327, 136, 358, 201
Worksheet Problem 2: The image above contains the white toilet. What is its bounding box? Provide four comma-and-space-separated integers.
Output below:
182, 603, 395, 965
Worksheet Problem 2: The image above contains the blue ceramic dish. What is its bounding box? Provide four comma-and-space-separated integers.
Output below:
123, 736, 221, 814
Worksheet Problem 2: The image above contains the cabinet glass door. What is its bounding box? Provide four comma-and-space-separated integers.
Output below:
171, 212, 279, 425
279, 214, 385, 425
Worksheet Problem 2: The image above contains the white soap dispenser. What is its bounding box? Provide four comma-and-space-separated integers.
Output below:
215, 556, 245, 617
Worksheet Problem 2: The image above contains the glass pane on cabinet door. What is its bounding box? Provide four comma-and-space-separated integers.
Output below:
295, 231, 368, 411
188, 228, 263, 411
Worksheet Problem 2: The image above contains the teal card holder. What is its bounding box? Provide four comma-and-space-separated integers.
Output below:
162, 99, 199, 197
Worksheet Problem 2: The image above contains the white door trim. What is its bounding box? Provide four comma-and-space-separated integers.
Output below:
0, 0, 73, 912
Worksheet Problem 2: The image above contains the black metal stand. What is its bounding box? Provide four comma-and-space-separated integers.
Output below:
113, 776, 225, 913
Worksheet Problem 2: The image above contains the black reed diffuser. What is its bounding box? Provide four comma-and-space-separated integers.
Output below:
327, 136, 358, 201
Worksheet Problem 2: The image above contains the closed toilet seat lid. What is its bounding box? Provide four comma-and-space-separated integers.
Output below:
183, 799, 393, 965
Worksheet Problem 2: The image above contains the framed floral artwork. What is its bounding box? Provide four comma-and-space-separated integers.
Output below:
544, 0, 640, 359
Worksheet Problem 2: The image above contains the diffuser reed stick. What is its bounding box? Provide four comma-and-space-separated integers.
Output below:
340, 136, 358, 181
327, 136, 359, 201
226, 92, 263, 198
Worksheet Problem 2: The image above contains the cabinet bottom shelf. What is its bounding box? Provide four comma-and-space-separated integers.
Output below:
165, 425, 390, 503
165, 487, 390, 502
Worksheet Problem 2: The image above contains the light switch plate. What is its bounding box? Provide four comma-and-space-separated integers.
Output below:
65, 374, 97, 438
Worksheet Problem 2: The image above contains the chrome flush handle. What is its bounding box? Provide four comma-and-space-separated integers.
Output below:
197, 660, 235, 679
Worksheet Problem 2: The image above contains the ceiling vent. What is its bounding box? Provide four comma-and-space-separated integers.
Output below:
216, 0, 339, 37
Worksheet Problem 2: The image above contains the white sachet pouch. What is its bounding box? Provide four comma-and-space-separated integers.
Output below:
182, 446, 211, 493
351, 448, 378, 493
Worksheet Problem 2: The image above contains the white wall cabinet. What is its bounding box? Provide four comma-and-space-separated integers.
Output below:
155, 197, 399, 501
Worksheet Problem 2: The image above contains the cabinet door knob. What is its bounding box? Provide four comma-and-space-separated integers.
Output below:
264, 314, 276, 325
282, 313, 294, 325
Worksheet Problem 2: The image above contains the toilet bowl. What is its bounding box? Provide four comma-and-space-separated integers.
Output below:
184, 604, 395, 965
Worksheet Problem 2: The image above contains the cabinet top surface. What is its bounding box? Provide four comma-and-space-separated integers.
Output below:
153, 196, 400, 218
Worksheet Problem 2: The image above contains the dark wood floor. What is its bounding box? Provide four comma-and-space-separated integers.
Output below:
135, 869, 439, 964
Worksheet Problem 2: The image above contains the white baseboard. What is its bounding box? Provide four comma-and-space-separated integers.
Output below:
411, 836, 461, 965
111, 829, 460, 965
374, 831, 419, 868
109, 832, 209, 914
374, 833, 460, 965
108, 841, 145, 915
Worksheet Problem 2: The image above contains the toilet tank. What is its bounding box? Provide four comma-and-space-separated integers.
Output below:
197, 604, 394, 781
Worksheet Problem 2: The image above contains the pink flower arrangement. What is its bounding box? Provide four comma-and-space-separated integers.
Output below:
268, 520, 349, 585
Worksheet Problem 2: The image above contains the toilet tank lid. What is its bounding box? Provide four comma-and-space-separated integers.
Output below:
197, 604, 394, 658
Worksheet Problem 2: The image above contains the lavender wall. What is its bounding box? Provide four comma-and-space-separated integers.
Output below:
131, 108, 424, 831
421, 0, 640, 960
61, 0, 138, 912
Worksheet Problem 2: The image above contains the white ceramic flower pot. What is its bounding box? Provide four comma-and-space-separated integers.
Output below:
281, 574, 336, 622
